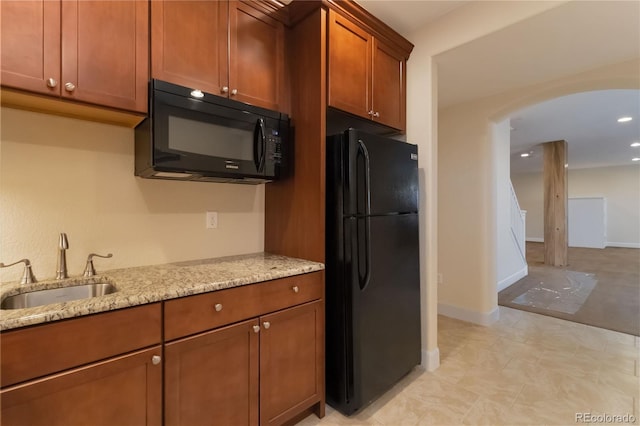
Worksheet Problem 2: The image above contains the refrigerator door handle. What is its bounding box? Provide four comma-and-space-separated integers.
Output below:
357, 139, 372, 291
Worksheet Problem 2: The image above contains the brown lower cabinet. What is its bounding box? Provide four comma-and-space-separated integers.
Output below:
164, 273, 325, 426
0, 347, 163, 426
0, 272, 325, 426
165, 301, 324, 426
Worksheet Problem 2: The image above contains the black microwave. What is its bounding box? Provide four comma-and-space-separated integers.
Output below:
135, 80, 289, 184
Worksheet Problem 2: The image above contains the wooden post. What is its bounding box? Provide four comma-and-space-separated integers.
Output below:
543, 140, 568, 266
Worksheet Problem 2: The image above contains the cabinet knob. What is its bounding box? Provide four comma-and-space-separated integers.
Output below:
64, 82, 76, 92
292, 286, 299, 293
221, 86, 229, 94
368, 110, 374, 116
373, 111, 380, 118
214, 303, 223, 312
252, 325, 260, 333
263, 321, 270, 329
230, 88, 238, 96
151, 355, 161, 365
46, 78, 57, 88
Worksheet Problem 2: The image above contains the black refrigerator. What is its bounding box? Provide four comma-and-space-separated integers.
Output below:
325, 128, 421, 415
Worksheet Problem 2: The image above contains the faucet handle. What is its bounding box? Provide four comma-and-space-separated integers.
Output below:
83, 253, 113, 277
0, 259, 37, 284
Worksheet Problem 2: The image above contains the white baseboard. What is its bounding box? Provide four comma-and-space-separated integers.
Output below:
421, 348, 440, 372
525, 238, 639, 249
438, 303, 500, 326
497, 265, 528, 292
606, 242, 640, 248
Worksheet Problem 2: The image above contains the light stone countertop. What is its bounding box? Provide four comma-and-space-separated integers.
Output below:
0, 253, 324, 331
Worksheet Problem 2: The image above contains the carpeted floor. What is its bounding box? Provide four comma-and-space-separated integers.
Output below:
499, 242, 640, 336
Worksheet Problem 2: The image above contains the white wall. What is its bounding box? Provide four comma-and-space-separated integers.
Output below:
512, 165, 640, 248
494, 119, 527, 291
0, 108, 265, 283
406, 0, 567, 367
435, 59, 639, 327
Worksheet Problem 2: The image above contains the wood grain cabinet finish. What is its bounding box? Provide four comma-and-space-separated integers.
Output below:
328, 9, 406, 131
0, 0, 148, 113
165, 319, 260, 426
164, 272, 322, 341
164, 272, 325, 426
151, 0, 228, 96
152, 0, 285, 112
260, 301, 323, 426
0, 347, 162, 426
0, 303, 162, 388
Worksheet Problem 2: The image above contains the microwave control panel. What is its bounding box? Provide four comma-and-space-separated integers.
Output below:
267, 132, 282, 165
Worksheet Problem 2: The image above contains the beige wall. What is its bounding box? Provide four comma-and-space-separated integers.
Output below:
406, 0, 566, 366
0, 108, 265, 283
513, 165, 640, 247
435, 59, 640, 325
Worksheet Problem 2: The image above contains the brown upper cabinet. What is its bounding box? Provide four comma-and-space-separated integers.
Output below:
328, 9, 407, 131
152, 0, 286, 112
0, 0, 148, 113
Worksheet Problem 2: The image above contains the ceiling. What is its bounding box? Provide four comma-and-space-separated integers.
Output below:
354, 1, 468, 37
510, 90, 640, 173
355, 1, 640, 173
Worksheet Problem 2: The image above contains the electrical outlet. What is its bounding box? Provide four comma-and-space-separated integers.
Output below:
206, 211, 218, 229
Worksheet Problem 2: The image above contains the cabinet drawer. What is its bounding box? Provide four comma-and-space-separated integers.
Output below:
0, 303, 162, 388
164, 272, 323, 341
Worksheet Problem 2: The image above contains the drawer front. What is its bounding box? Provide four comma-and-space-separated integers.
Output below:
164, 272, 323, 341
1, 303, 162, 388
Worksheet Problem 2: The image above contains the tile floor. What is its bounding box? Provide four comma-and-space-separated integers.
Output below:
298, 306, 639, 425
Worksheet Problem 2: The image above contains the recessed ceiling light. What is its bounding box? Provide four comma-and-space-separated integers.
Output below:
617, 116, 633, 123
633, 158, 640, 162
520, 153, 530, 158
631, 142, 640, 147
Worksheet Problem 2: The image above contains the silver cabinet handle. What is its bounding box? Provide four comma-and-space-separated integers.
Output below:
230, 88, 238, 96
152, 355, 161, 365
373, 112, 380, 118
47, 78, 57, 88
292, 286, 299, 293
252, 325, 260, 333
221, 86, 229, 94
214, 303, 223, 312
263, 321, 270, 329
64, 82, 75, 92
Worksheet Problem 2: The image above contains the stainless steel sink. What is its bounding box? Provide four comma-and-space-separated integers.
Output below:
1, 283, 117, 309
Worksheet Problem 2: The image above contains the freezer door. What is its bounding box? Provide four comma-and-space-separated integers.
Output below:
343, 129, 418, 216
349, 213, 421, 413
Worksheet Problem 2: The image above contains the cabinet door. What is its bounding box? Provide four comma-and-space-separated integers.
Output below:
61, 0, 148, 112
260, 301, 324, 426
328, 9, 372, 121
151, 0, 228, 96
0, 347, 162, 426
372, 38, 406, 131
0, 0, 60, 96
229, 1, 285, 111
165, 319, 259, 426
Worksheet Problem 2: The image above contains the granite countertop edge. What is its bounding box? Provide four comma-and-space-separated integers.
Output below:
0, 253, 325, 331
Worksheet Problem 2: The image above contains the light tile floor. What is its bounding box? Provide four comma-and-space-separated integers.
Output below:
298, 306, 639, 425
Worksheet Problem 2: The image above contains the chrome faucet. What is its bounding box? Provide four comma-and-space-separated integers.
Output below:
56, 233, 69, 280
0, 259, 37, 284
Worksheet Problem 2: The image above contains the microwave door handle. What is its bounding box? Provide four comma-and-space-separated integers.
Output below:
254, 118, 266, 172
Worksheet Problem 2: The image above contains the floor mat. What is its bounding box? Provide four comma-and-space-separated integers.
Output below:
510, 270, 596, 314
499, 243, 640, 336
